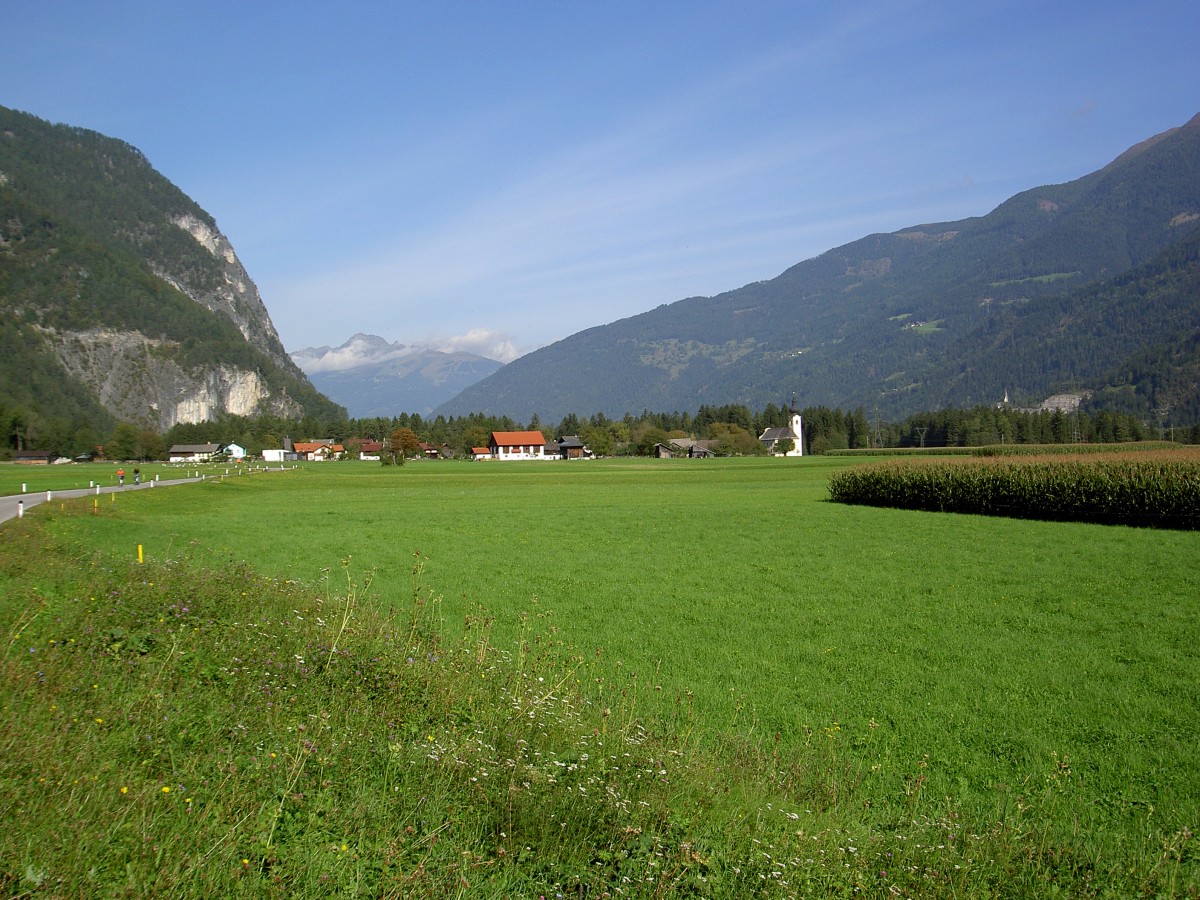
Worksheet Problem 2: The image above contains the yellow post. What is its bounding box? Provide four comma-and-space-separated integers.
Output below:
137, 544, 144, 565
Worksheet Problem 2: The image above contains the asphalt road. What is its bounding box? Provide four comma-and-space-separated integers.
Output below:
0, 476, 208, 525
0, 466, 298, 526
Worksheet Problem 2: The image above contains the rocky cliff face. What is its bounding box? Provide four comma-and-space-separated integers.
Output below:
31, 207, 308, 429
48, 327, 301, 430
0, 104, 340, 432
164, 213, 295, 372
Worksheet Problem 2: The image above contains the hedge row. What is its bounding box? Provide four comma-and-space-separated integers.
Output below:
827, 452, 1200, 529
824, 446, 975, 457
825, 441, 1180, 458
972, 441, 1181, 457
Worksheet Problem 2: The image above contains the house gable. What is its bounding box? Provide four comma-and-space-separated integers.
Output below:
488, 430, 549, 460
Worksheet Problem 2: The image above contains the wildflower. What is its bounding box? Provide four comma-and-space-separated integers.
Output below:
120, 786, 128, 794
161, 786, 170, 793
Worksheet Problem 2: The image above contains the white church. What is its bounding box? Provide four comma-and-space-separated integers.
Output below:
758, 410, 804, 457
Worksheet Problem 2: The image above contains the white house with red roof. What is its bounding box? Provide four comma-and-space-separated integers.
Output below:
292, 441, 345, 461
488, 430, 550, 460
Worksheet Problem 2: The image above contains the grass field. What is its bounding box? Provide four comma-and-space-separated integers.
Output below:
4, 456, 1199, 895
1, 460, 261, 494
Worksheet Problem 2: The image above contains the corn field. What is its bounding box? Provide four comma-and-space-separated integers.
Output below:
827, 449, 1200, 529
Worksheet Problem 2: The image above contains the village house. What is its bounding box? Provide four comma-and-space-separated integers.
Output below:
168, 443, 222, 463
12, 449, 57, 464
654, 439, 717, 459
263, 436, 304, 463
487, 431, 551, 460
356, 440, 383, 461
292, 441, 345, 461
556, 435, 591, 459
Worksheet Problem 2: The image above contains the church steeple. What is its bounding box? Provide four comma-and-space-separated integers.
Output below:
788, 391, 803, 455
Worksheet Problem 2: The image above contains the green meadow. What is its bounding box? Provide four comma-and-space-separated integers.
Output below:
1, 460, 254, 494
3, 457, 1198, 896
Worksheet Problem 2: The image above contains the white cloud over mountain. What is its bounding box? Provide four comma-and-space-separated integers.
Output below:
433, 328, 518, 364
291, 330, 517, 374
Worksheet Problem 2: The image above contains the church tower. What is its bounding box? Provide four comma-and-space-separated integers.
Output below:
790, 409, 804, 456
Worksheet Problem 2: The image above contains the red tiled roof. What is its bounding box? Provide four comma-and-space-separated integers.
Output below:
490, 431, 546, 446
293, 442, 343, 454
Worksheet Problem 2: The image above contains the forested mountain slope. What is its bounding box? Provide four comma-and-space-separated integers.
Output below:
0, 105, 340, 446
438, 113, 1200, 424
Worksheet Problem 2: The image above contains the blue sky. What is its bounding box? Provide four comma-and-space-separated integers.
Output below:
3, 1, 1198, 363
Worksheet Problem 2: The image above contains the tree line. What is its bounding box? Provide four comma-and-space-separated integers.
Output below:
4, 401, 1194, 462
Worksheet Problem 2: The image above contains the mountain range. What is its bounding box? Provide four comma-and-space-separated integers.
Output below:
290, 334, 502, 417
4, 103, 1200, 442
436, 113, 1200, 427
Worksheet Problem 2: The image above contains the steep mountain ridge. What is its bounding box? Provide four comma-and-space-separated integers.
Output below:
437, 113, 1200, 423
0, 104, 340, 436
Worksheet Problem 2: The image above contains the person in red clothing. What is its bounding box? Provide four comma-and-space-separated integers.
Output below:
117, 467, 124, 486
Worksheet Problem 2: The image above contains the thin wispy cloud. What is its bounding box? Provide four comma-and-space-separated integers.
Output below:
276, 71, 908, 351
